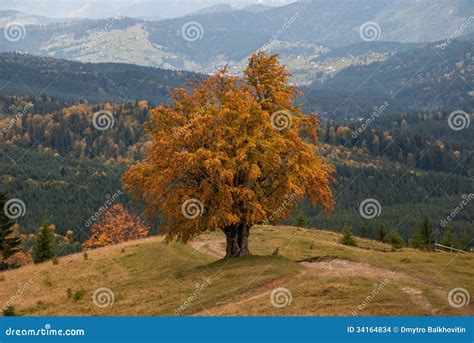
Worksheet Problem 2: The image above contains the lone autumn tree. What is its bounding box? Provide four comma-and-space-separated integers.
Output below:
123, 52, 334, 258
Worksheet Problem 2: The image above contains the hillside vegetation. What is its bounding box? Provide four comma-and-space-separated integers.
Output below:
0, 53, 199, 103
1, 226, 472, 316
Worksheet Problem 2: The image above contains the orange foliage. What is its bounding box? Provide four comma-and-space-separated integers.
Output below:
83, 204, 149, 249
123, 52, 334, 243
138, 100, 149, 109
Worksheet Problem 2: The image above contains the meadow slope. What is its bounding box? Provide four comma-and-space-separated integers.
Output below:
1, 226, 473, 316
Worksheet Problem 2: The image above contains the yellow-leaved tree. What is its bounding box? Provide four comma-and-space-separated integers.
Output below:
123, 52, 334, 258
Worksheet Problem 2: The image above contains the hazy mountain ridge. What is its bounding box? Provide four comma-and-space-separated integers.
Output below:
0, 9, 61, 27
0, 0, 472, 81
303, 38, 474, 116
1, 34, 471, 113
0, 52, 200, 103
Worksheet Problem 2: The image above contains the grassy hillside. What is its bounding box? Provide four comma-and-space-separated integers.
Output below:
1, 226, 472, 316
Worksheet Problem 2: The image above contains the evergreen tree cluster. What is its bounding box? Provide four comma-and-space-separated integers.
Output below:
0, 192, 21, 269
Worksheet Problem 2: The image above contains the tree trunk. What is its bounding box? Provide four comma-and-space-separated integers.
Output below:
223, 224, 250, 258
223, 226, 239, 258
237, 224, 250, 257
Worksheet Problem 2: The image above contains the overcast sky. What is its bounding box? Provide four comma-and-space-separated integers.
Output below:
0, 0, 296, 19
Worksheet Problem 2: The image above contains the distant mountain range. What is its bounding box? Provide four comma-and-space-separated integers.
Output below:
303, 38, 474, 117
189, 3, 273, 15
0, 10, 64, 27
0, 0, 472, 80
2, 33, 472, 115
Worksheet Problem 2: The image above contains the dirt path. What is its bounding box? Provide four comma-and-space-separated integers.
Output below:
190, 255, 439, 316
300, 259, 420, 284
189, 235, 440, 316
301, 259, 437, 315
400, 287, 435, 315
189, 238, 226, 258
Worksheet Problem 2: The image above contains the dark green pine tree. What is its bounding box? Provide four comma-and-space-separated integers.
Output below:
294, 210, 309, 228
412, 216, 435, 251
32, 222, 56, 263
440, 226, 456, 248
386, 230, 405, 249
0, 192, 22, 269
411, 229, 424, 249
340, 225, 357, 246
376, 224, 386, 242
457, 228, 472, 252
359, 226, 369, 238
420, 215, 435, 251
